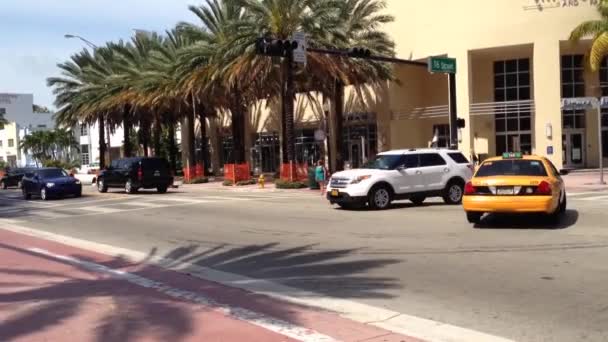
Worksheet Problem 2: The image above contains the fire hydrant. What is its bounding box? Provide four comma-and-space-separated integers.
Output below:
258, 174, 265, 188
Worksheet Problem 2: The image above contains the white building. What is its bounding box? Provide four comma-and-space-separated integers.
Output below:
76, 121, 124, 167
0, 93, 54, 167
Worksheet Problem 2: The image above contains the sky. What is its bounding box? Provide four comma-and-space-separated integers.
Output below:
0, 0, 200, 109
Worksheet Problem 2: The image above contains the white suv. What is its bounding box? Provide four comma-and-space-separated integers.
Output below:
327, 149, 474, 210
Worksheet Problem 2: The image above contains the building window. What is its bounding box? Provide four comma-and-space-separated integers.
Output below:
561, 55, 586, 129
0, 140, 2, 148
601, 57, 608, 157
493, 59, 532, 155
80, 124, 89, 136
81, 144, 90, 165
432, 124, 450, 148
8, 139, 14, 148
37, 124, 47, 128
0, 108, 5, 115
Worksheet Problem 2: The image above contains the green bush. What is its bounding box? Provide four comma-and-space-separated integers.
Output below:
184, 177, 209, 184
43, 160, 64, 168
275, 179, 307, 189
223, 179, 256, 186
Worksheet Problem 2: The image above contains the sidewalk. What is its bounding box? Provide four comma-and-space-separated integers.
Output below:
562, 170, 608, 193
0, 228, 420, 342
179, 179, 321, 194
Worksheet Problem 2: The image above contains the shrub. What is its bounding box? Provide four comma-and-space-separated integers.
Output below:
184, 177, 209, 184
275, 179, 307, 189
223, 179, 256, 186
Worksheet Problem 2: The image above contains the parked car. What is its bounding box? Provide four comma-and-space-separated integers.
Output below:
21, 167, 82, 200
326, 148, 474, 210
1, 167, 37, 189
78, 162, 100, 175
97, 157, 173, 194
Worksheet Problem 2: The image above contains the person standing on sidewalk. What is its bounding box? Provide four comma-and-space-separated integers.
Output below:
315, 160, 328, 196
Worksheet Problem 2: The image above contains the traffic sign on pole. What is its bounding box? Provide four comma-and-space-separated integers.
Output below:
428, 56, 456, 74
292, 32, 307, 66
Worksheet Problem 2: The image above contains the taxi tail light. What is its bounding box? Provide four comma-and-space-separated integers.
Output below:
536, 181, 552, 195
464, 181, 476, 195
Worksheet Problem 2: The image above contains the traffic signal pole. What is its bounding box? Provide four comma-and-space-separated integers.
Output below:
284, 50, 296, 173
448, 72, 458, 149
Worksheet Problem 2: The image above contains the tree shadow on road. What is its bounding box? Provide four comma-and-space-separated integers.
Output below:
0, 239, 401, 341
156, 242, 402, 299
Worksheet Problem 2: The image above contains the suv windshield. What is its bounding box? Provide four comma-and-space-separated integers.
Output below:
361, 155, 402, 170
476, 159, 548, 177
39, 169, 68, 178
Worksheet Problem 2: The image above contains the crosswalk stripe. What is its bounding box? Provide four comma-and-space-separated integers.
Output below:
568, 191, 608, 197
579, 195, 608, 201
118, 201, 163, 208
32, 211, 71, 219
79, 206, 124, 213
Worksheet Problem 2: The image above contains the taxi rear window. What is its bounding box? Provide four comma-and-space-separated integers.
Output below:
476, 160, 547, 177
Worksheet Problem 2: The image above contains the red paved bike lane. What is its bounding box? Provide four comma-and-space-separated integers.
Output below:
0, 228, 421, 342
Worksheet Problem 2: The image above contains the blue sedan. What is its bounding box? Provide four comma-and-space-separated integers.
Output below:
22, 168, 82, 200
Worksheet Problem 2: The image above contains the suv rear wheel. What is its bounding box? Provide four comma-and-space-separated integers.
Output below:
443, 181, 464, 205
97, 178, 108, 193
368, 185, 392, 210
157, 185, 168, 194
125, 179, 137, 194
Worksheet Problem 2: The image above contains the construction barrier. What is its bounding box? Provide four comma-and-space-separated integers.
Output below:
195, 163, 204, 178
182, 166, 196, 182
280, 162, 308, 182
224, 163, 251, 183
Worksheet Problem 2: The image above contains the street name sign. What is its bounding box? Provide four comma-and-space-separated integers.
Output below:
428, 56, 456, 74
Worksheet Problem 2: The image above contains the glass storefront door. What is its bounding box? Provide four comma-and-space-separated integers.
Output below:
562, 130, 585, 168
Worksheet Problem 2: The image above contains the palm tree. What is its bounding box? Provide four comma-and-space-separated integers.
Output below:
19, 131, 49, 165
570, 0, 608, 71
179, 0, 250, 166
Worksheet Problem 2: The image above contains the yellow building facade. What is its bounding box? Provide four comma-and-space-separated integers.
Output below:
380, 0, 605, 169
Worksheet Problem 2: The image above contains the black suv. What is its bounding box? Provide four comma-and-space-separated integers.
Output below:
1, 167, 37, 189
97, 157, 173, 194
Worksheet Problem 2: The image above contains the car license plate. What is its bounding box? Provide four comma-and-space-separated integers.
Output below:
497, 187, 514, 195
154, 170, 160, 177
331, 189, 339, 197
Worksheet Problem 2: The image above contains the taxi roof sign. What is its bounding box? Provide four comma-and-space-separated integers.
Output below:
502, 152, 523, 159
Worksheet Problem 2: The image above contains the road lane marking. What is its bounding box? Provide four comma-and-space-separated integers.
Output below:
579, 195, 608, 201
2, 223, 514, 342
568, 191, 608, 197
79, 206, 124, 213
26, 247, 336, 342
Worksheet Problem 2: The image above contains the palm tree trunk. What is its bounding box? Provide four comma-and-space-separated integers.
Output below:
153, 117, 162, 157
181, 109, 196, 179
283, 56, 296, 164
333, 80, 345, 171
123, 106, 132, 157
231, 84, 245, 164
141, 123, 150, 157
167, 120, 177, 174
198, 110, 208, 176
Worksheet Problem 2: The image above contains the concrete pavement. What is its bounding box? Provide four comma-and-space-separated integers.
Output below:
0, 228, 420, 342
1, 186, 608, 341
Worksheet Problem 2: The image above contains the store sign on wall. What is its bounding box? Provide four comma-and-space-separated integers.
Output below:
523, 0, 599, 11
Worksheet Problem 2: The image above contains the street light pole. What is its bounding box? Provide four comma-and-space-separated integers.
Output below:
64, 34, 98, 49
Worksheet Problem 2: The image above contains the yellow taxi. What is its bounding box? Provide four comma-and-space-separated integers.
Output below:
463, 152, 567, 224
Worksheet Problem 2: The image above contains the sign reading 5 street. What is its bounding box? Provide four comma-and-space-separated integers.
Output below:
428, 56, 456, 74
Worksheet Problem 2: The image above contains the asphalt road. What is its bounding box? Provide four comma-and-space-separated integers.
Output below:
1, 185, 608, 342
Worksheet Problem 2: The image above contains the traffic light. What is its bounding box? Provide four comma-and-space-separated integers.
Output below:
457, 118, 466, 128
349, 47, 372, 58
255, 38, 298, 57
